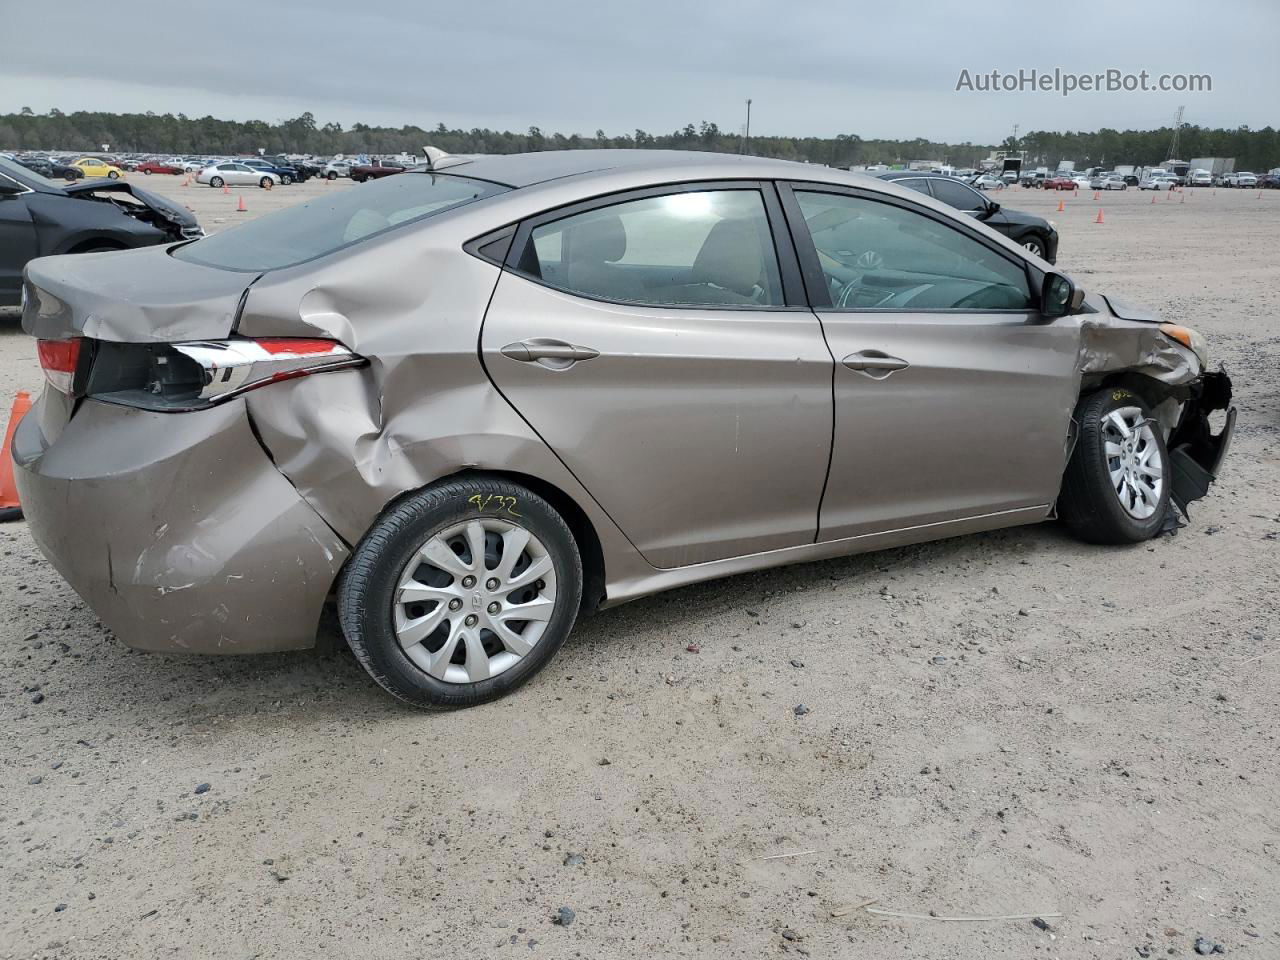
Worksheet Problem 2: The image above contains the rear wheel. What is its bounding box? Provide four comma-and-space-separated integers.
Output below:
143, 169, 152, 175
339, 477, 583, 709
327, 170, 338, 180
259, 176, 273, 189
210, 176, 224, 188
1059, 389, 1170, 544
281, 174, 293, 185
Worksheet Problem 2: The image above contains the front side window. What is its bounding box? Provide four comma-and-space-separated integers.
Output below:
795, 190, 1033, 311
928, 178, 985, 212
517, 189, 784, 308
174, 172, 507, 272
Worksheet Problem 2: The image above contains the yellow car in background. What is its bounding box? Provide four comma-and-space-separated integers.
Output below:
73, 157, 122, 179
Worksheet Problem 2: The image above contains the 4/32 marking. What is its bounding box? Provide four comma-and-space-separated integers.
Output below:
468, 494, 521, 517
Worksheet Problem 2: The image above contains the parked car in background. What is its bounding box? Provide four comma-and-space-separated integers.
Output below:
1090, 173, 1128, 190
1258, 172, 1280, 189
17, 156, 85, 181
73, 157, 122, 179
351, 160, 408, 183
1044, 173, 1076, 191
12, 150, 1233, 709
1070, 174, 1092, 190
1188, 170, 1213, 187
324, 160, 353, 180
1140, 172, 1177, 190
971, 173, 1003, 190
0, 156, 201, 306
196, 162, 281, 189
236, 158, 301, 185
135, 159, 184, 176
262, 155, 318, 181
1230, 172, 1258, 188
879, 171, 1059, 261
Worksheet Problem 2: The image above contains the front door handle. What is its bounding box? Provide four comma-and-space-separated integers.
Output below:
501, 338, 600, 368
842, 350, 909, 377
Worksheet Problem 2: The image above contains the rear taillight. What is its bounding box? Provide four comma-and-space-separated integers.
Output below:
37, 338, 82, 394
83, 337, 364, 412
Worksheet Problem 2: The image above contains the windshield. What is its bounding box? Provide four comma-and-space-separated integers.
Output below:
173, 172, 508, 272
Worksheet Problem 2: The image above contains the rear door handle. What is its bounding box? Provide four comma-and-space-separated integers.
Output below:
842, 350, 909, 376
501, 338, 600, 367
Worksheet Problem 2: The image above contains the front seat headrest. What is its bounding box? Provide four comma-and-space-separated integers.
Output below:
691, 219, 763, 296
566, 213, 627, 264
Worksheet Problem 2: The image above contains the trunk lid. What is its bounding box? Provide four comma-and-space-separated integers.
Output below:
22, 246, 256, 342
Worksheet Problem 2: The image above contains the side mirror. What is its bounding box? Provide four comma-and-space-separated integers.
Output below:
1041, 272, 1084, 318
983, 200, 1000, 217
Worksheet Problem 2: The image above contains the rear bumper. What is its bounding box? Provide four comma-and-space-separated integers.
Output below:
12, 392, 349, 654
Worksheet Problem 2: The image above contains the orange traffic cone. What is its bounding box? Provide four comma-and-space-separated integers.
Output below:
1180, 191, 1185, 203
222, 183, 229, 195
1093, 191, 1100, 200
1258, 190, 1264, 199
0, 391, 33, 522
1057, 198, 1065, 212
237, 195, 247, 212
1151, 191, 1157, 204
1095, 208, 1105, 224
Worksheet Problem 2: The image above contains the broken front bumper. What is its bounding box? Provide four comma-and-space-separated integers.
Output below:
11, 392, 349, 654
1167, 368, 1236, 512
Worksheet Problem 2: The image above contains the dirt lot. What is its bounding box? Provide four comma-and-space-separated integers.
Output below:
2, 177, 1278, 960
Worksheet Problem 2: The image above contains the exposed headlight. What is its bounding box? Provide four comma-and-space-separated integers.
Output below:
1159, 323, 1212, 368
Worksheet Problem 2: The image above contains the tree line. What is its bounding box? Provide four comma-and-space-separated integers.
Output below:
2, 108, 1276, 172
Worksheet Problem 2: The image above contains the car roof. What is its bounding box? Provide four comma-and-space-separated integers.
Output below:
444, 149, 868, 189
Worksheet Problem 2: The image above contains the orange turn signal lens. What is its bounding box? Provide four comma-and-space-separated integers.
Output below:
1158, 324, 1194, 349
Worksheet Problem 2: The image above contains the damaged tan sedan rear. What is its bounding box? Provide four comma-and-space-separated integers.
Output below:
11, 150, 1235, 709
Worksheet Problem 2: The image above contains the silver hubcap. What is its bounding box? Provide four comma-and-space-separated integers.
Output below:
1103, 406, 1164, 519
393, 519, 556, 684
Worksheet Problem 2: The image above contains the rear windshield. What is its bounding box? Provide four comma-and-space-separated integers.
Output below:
173, 172, 508, 272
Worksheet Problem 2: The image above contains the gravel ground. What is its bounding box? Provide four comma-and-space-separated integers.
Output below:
2, 179, 1278, 960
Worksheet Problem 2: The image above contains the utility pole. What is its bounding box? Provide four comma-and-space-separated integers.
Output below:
741, 99, 752, 154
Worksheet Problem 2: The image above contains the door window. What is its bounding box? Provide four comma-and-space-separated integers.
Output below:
794, 191, 1033, 311
927, 178, 986, 213
517, 189, 784, 308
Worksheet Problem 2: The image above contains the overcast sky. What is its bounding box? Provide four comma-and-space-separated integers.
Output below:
3, 0, 1277, 142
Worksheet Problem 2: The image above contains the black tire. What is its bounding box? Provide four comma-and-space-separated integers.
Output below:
1020, 234, 1046, 259
281, 174, 293, 185
259, 177, 272, 189
143, 169, 152, 175
338, 476, 584, 710
210, 176, 224, 188
326, 170, 338, 180
107, 170, 120, 179
63, 171, 77, 182
1059, 389, 1171, 545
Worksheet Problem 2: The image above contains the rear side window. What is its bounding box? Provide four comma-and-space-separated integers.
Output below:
516, 189, 783, 308
928, 178, 985, 212
174, 173, 508, 272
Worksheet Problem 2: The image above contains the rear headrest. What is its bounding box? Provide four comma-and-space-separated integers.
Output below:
692, 219, 763, 296
566, 213, 627, 264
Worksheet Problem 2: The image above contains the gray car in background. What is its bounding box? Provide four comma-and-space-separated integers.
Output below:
12, 150, 1235, 708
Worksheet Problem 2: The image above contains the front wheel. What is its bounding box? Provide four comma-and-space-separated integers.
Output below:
107, 170, 120, 179
1059, 389, 1170, 544
1020, 235, 1046, 259
339, 477, 584, 709
210, 176, 224, 188
259, 177, 273, 189
281, 174, 293, 185
327, 170, 338, 180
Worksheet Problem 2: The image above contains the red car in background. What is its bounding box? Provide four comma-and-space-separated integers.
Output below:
136, 160, 183, 175
350, 160, 408, 183
1045, 174, 1077, 191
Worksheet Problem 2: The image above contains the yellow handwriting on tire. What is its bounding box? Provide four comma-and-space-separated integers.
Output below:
467, 494, 521, 517
1112, 390, 1132, 401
